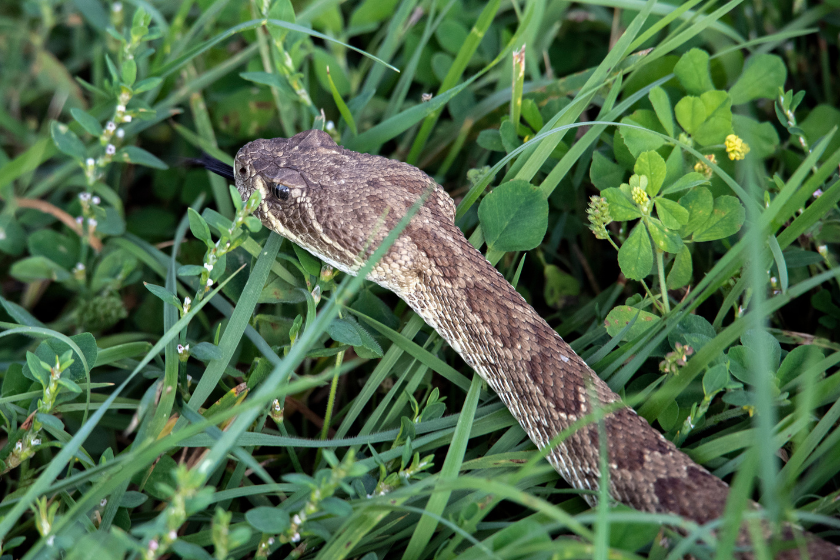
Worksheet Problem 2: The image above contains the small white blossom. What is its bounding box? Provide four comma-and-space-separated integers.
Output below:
168, 530, 177, 541
292, 514, 301, 525
116, 128, 125, 139
86, 157, 95, 167
88, 218, 98, 228
106, 121, 116, 132
325, 120, 335, 131
122, 115, 132, 123
79, 192, 91, 202
32, 439, 41, 446
818, 245, 828, 257
92, 196, 101, 205
112, 2, 122, 12
105, 144, 116, 155
421, 93, 433, 102
813, 189, 823, 198
148, 540, 158, 551
74, 262, 85, 272
116, 105, 126, 113
47, 536, 55, 547
291, 533, 301, 543
15, 441, 23, 451
100, 499, 107, 507
267, 538, 275, 545
206, 278, 213, 287
76, 216, 84, 224
204, 262, 213, 271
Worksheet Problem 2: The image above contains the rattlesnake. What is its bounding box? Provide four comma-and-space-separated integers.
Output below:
208, 129, 838, 558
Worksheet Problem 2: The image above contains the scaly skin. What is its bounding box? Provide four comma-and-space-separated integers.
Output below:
229, 129, 838, 559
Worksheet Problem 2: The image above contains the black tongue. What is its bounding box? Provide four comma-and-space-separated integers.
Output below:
183, 154, 235, 182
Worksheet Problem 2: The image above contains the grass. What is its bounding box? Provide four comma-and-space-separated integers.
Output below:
0, 0, 839, 558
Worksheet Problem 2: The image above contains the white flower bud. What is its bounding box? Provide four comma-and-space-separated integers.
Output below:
116, 128, 125, 138
112, 2, 122, 12
86, 157, 95, 166
106, 121, 116, 132
106, 144, 116, 155
122, 115, 132, 123
87, 218, 98, 228
116, 105, 126, 113
92, 196, 101, 205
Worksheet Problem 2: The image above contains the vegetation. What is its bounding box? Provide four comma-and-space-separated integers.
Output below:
1, 0, 839, 558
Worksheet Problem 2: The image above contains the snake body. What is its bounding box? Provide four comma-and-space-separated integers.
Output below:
230, 130, 838, 558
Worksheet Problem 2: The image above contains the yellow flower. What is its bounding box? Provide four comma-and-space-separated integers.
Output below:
693, 153, 716, 179
725, 134, 750, 160
631, 186, 649, 206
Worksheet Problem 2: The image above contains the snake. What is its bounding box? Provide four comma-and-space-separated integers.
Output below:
199, 129, 838, 558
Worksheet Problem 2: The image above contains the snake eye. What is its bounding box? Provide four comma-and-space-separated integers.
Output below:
272, 183, 290, 201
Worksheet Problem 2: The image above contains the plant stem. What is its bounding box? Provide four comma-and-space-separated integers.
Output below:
655, 248, 670, 313
320, 349, 344, 440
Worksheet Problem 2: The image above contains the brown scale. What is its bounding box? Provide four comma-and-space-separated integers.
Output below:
233, 130, 839, 560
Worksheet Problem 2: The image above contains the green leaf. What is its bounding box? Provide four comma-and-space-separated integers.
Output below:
293, 244, 322, 277
0, 295, 45, 327
703, 364, 729, 395
604, 305, 660, 339
0, 214, 26, 256
674, 48, 714, 95
144, 282, 180, 308
499, 120, 521, 153
678, 187, 714, 236
620, 110, 666, 157
666, 244, 693, 290
654, 197, 689, 229
23, 333, 98, 384
349, 0, 399, 27
693, 90, 733, 146
601, 187, 641, 220
51, 121, 86, 162
328, 318, 363, 347
521, 98, 543, 132
799, 105, 840, 160
57, 378, 82, 394
647, 217, 684, 253
742, 329, 781, 373
239, 71, 298, 100
648, 86, 674, 137
10, 256, 71, 283
177, 265, 204, 277
121, 58, 137, 86
191, 342, 223, 361
691, 195, 745, 242
658, 400, 679, 431
37, 413, 65, 430
729, 54, 787, 104
618, 223, 653, 280
28, 229, 78, 269
1, 363, 30, 398
118, 146, 167, 169
589, 151, 625, 191
543, 264, 580, 308
26, 351, 50, 387
776, 345, 824, 387
70, 108, 103, 137
674, 96, 706, 135
188, 208, 211, 244
133, 77, 162, 94
478, 180, 548, 253
732, 115, 779, 159
477, 129, 504, 152
634, 151, 667, 196
259, 276, 306, 304
661, 172, 709, 195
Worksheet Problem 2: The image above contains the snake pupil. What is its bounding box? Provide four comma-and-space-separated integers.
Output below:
273, 184, 290, 201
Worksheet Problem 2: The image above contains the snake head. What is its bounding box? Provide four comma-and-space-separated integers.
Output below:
233, 130, 456, 276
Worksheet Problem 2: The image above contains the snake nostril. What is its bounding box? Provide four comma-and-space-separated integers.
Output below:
239, 166, 247, 175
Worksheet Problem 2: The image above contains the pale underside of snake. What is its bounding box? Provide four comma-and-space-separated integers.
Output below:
208, 129, 838, 559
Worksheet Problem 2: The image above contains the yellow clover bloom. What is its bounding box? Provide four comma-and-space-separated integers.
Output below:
725, 134, 750, 160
